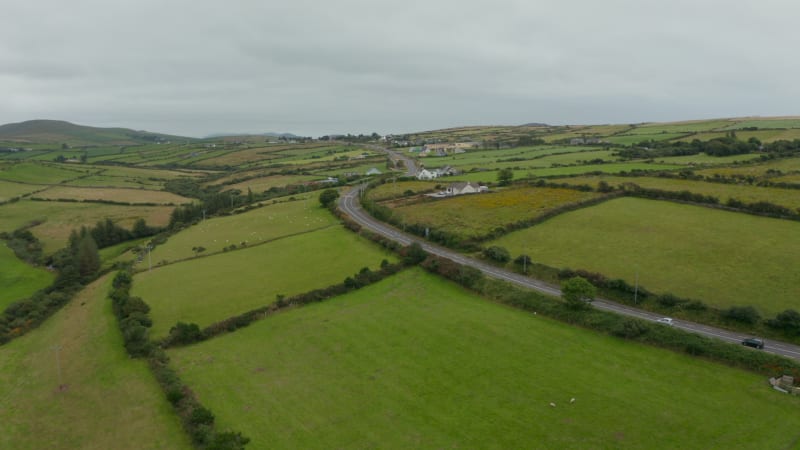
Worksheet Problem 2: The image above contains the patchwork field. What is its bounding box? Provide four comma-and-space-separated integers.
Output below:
0, 179, 43, 202
490, 197, 800, 314
0, 200, 174, 253
0, 275, 190, 450
221, 174, 322, 194
551, 175, 800, 211
32, 186, 191, 205
0, 245, 53, 310
169, 269, 800, 449
694, 157, 800, 178
149, 196, 337, 263
388, 187, 603, 240
133, 225, 397, 338
0, 163, 93, 184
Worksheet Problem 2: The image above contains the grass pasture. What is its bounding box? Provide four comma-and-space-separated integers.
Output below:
367, 181, 440, 201
694, 157, 800, 178
603, 132, 689, 145
389, 187, 603, 240
0, 179, 44, 202
0, 163, 92, 184
0, 244, 53, 310
133, 225, 396, 338
551, 175, 800, 211
169, 268, 800, 449
31, 186, 190, 205
0, 200, 174, 253
0, 274, 190, 450
490, 197, 800, 315
222, 174, 321, 194
149, 196, 337, 263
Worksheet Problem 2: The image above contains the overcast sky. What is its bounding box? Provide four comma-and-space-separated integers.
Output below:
1, 0, 798, 137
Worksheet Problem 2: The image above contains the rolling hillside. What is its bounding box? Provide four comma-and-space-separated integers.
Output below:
0, 119, 191, 146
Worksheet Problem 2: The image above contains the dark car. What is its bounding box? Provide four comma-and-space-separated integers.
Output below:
741, 338, 765, 349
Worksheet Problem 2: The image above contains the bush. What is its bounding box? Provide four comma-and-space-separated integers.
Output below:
768, 309, 800, 334
723, 306, 761, 325
483, 246, 511, 263
561, 276, 596, 309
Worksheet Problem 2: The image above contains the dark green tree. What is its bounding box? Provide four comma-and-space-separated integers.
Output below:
497, 168, 513, 186
561, 276, 596, 309
76, 233, 101, 278
319, 189, 339, 208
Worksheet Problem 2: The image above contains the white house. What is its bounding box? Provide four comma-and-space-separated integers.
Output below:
416, 169, 438, 180
365, 167, 382, 176
445, 182, 487, 196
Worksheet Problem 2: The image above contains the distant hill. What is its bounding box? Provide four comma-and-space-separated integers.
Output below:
0, 120, 192, 146
204, 131, 301, 139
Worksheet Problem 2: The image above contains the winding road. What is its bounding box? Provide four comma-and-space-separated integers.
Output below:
339, 185, 800, 361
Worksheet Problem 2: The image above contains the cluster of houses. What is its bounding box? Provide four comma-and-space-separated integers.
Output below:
569, 137, 603, 145
408, 142, 479, 157
416, 165, 458, 180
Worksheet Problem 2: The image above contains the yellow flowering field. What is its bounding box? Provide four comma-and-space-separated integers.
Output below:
392, 187, 603, 239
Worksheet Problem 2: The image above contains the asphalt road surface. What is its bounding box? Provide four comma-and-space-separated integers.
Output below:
339, 186, 800, 361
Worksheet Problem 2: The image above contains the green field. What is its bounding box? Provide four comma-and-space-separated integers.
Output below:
490, 197, 800, 314
169, 268, 800, 449
32, 186, 190, 205
652, 153, 762, 165
0, 245, 53, 310
0, 200, 174, 253
550, 175, 800, 211
222, 174, 322, 194
150, 195, 337, 263
0, 163, 93, 184
603, 132, 689, 145
387, 187, 603, 240
133, 225, 396, 337
367, 181, 440, 201
694, 157, 800, 178
0, 275, 190, 450
0, 179, 43, 202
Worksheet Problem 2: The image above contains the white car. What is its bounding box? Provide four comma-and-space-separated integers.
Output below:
656, 317, 674, 326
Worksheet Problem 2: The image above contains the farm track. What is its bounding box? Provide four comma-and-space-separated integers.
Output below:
339, 186, 800, 361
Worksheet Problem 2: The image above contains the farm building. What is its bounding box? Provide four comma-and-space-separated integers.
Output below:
365, 167, 382, 176
445, 182, 487, 196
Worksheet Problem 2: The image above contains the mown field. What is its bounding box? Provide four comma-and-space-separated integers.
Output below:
0, 163, 93, 184
551, 175, 800, 211
169, 268, 800, 450
0, 179, 43, 202
0, 200, 174, 253
0, 275, 190, 450
133, 225, 397, 338
31, 186, 191, 205
0, 245, 53, 310
221, 174, 322, 194
694, 157, 800, 178
149, 195, 337, 263
388, 187, 603, 239
490, 197, 800, 315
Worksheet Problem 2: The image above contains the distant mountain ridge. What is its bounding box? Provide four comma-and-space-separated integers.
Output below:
204, 131, 301, 139
0, 119, 192, 146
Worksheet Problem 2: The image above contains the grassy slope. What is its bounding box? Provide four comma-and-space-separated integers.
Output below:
149, 196, 335, 263
490, 197, 800, 314
552, 175, 800, 210
0, 274, 190, 450
0, 244, 53, 310
0, 179, 43, 202
0, 200, 174, 253
32, 185, 191, 205
133, 225, 396, 338
169, 269, 800, 449
0, 163, 92, 184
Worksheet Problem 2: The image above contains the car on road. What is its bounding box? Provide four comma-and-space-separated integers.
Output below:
656, 317, 673, 326
741, 337, 765, 349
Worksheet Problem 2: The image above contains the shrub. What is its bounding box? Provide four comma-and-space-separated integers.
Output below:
723, 306, 761, 325
483, 246, 511, 263
767, 309, 800, 334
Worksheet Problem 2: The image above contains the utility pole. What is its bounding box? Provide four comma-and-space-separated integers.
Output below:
634, 268, 639, 304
